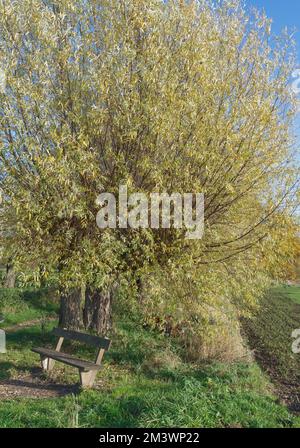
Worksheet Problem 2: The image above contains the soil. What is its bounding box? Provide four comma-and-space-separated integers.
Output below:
251, 342, 300, 414
4, 318, 56, 333
242, 289, 300, 416
1, 318, 79, 399
0, 369, 79, 399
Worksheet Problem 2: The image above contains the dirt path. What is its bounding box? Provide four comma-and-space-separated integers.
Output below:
3, 317, 56, 333
0, 370, 79, 399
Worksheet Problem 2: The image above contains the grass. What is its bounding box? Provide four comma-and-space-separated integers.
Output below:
0, 361, 297, 428
0, 287, 58, 327
0, 286, 300, 428
273, 285, 300, 305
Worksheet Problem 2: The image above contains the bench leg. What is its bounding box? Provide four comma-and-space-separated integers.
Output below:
79, 370, 97, 388
40, 355, 55, 371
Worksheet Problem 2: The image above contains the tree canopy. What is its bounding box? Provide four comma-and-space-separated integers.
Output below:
0, 0, 299, 335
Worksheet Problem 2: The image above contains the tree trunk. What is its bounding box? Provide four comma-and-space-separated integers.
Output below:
59, 289, 82, 330
4, 263, 16, 288
137, 277, 146, 304
83, 287, 112, 335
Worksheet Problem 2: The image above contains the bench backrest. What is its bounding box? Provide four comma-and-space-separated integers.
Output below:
52, 327, 111, 351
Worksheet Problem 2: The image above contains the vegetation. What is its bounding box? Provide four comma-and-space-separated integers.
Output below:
0, 0, 298, 350
273, 285, 300, 305
0, 286, 300, 428
0, 287, 58, 326
0, 0, 299, 430
243, 285, 300, 411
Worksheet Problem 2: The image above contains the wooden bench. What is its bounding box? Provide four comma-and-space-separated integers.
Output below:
32, 328, 111, 388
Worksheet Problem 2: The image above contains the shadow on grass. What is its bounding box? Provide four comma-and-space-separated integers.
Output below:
93, 396, 148, 428
106, 320, 172, 367
6, 325, 56, 350
0, 361, 27, 380
20, 288, 59, 315
0, 326, 57, 381
81, 381, 174, 428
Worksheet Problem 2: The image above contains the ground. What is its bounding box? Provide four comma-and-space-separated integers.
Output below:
243, 285, 300, 413
0, 286, 300, 428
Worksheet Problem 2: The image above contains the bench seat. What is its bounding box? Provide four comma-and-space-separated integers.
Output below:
32, 347, 102, 371
31, 328, 111, 387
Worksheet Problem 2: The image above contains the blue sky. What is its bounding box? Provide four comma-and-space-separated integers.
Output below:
248, 0, 300, 153
249, 0, 300, 58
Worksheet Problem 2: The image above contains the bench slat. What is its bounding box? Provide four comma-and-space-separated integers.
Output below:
31, 347, 102, 371
52, 327, 111, 350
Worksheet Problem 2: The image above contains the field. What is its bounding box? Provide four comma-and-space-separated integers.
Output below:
243, 285, 300, 412
0, 286, 300, 428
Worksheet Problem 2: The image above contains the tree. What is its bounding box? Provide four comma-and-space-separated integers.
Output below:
0, 0, 298, 335
0, 189, 15, 288
4, 261, 15, 288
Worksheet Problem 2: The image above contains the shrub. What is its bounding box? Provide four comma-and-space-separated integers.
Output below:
141, 348, 182, 376
0, 269, 5, 286
180, 321, 250, 364
0, 288, 28, 314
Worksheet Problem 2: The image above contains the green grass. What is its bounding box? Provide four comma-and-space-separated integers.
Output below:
273, 285, 300, 305
0, 287, 59, 327
0, 361, 297, 428
0, 286, 300, 428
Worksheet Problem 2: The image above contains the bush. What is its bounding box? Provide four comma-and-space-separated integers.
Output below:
0, 268, 6, 287
141, 348, 182, 376
0, 288, 28, 314
142, 301, 251, 364
181, 322, 250, 364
